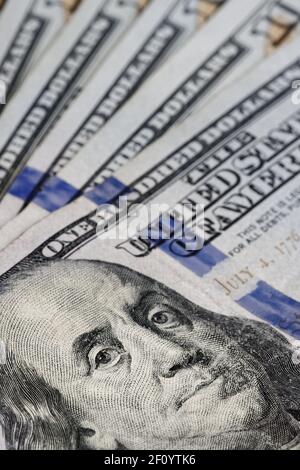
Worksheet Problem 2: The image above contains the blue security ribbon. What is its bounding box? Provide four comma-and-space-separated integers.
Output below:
238, 281, 300, 339
9, 166, 44, 201
32, 176, 79, 212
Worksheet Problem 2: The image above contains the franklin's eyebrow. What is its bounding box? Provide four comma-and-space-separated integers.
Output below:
128, 291, 169, 320
127, 291, 157, 314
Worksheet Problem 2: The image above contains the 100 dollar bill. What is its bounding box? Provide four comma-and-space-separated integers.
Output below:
0, 40, 300, 450
0, 0, 225, 226
2, 0, 300, 241
0, 0, 261, 228
8, 0, 300, 224
0, 0, 148, 205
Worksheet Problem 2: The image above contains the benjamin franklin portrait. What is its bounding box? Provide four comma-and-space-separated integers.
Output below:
0, 260, 300, 450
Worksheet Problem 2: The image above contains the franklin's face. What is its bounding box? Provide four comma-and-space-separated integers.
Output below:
0, 261, 297, 449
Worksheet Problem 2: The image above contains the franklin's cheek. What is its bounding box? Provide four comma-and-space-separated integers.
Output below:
192, 324, 231, 353
65, 370, 160, 427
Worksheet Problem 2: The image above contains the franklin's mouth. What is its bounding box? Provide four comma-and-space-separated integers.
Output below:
177, 376, 219, 409
177, 366, 259, 409
219, 367, 258, 399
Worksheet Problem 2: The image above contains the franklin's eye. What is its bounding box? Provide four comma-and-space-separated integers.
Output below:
88, 346, 123, 373
148, 309, 181, 329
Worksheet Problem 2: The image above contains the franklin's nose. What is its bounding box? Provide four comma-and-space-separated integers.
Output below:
158, 346, 212, 379
114, 321, 210, 377
159, 349, 196, 378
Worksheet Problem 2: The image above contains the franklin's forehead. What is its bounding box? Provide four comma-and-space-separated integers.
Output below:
1, 261, 158, 336
8, 260, 152, 305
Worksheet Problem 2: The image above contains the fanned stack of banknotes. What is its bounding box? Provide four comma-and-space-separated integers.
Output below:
0, 0, 300, 451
